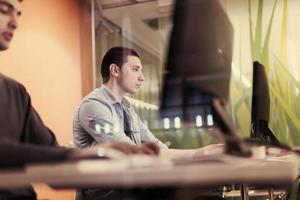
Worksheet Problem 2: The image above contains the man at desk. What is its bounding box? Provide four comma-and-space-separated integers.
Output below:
0, 1, 159, 199
73, 47, 168, 149
73, 47, 216, 157
73, 46, 224, 199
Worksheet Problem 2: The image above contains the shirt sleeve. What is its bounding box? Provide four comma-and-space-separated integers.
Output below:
137, 116, 168, 149
0, 139, 72, 169
0, 83, 73, 169
77, 100, 134, 144
19, 83, 59, 146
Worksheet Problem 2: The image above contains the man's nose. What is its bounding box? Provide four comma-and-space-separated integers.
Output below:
8, 14, 18, 30
139, 73, 145, 82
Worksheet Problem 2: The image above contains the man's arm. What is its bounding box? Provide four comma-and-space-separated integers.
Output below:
0, 139, 72, 168
0, 83, 72, 168
137, 115, 224, 158
22, 107, 58, 146
76, 101, 134, 145
138, 118, 196, 157
138, 116, 168, 149
0, 140, 161, 169
159, 144, 224, 159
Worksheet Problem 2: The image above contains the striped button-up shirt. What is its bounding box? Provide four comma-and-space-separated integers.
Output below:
73, 85, 167, 149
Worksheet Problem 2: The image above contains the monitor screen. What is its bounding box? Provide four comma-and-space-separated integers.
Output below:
160, 0, 251, 156
251, 61, 270, 124
250, 61, 287, 148
165, 0, 233, 102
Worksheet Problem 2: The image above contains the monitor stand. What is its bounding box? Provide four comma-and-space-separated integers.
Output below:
250, 120, 291, 150
212, 98, 252, 157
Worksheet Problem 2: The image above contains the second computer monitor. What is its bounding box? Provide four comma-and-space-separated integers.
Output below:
250, 61, 284, 147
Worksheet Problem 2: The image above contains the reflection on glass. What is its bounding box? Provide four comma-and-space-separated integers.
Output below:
174, 117, 181, 129
113, 122, 120, 133
95, 124, 101, 134
163, 118, 170, 129
206, 114, 214, 126
93, 0, 221, 149
104, 123, 110, 134
195, 115, 203, 127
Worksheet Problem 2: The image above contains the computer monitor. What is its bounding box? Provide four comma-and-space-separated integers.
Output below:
161, 0, 251, 157
166, 0, 232, 102
250, 61, 289, 149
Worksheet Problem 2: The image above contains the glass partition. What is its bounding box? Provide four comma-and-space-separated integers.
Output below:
92, 0, 300, 147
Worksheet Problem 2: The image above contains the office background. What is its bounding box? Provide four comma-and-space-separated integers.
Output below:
0, 0, 299, 199
0, 0, 92, 198
227, 0, 300, 146
94, 0, 300, 147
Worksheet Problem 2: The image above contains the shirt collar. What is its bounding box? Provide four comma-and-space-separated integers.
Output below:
101, 85, 131, 108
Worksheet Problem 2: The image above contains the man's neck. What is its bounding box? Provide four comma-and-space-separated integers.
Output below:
103, 82, 125, 102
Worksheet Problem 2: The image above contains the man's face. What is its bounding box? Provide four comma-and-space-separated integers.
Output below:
0, 0, 21, 51
117, 55, 145, 95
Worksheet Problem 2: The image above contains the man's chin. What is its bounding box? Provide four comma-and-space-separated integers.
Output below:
0, 44, 9, 51
127, 89, 138, 95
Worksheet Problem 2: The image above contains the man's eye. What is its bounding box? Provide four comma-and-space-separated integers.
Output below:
0, 9, 8, 14
133, 68, 139, 72
0, 5, 10, 14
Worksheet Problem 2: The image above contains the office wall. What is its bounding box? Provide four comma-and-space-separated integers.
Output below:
0, 0, 93, 199
0, 0, 93, 146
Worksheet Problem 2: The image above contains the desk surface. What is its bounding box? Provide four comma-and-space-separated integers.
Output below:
0, 153, 298, 189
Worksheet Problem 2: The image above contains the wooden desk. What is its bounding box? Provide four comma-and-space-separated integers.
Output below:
0, 153, 298, 190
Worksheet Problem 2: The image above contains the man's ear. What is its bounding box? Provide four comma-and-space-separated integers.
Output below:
109, 64, 119, 78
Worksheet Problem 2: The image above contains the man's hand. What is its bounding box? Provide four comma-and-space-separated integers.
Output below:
194, 143, 224, 157
137, 142, 160, 155
68, 141, 160, 160
100, 141, 160, 155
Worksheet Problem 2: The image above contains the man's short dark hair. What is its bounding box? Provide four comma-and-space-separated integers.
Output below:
101, 46, 140, 83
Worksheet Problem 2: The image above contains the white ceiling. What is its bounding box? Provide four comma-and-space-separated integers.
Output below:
95, 0, 174, 57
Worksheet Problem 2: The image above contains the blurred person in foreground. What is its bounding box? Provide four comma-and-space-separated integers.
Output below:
0, 1, 159, 199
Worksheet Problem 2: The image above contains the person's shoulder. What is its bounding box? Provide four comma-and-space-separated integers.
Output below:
76, 88, 111, 115
0, 73, 30, 102
0, 73, 26, 92
81, 87, 111, 105
0, 73, 17, 85
77, 88, 112, 116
